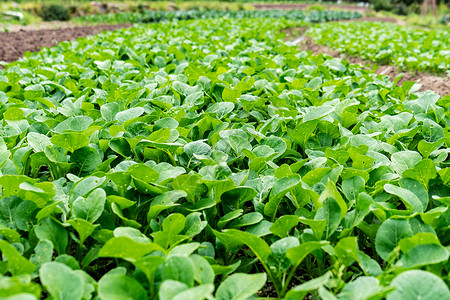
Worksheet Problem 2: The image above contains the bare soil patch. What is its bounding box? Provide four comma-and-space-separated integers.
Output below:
289, 29, 450, 97
0, 24, 131, 64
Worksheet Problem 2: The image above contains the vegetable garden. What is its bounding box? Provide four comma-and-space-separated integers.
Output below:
0, 6, 449, 300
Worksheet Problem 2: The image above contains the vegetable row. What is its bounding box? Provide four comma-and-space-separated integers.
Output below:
75, 9, 362, 24
0, 17, 449, 300
308, 21, 450, 74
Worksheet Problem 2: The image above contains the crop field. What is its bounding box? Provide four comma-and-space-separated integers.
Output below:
308, 22, 450, 75
75, 9, 362, 24
0, 7, 449, 300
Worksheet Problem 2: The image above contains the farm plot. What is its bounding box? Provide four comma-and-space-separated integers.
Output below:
0, 17, 449, 300
75, 9, 362, 24
308, 21, 450, 75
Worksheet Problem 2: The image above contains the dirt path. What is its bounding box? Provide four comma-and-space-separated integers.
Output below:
285, 27, 449, 97
0, 24, 131, 63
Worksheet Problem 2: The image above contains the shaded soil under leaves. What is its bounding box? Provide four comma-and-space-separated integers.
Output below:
0, 24, 131, 64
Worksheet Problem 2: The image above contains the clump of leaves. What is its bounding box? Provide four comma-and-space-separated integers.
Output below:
0, 16, 449, 300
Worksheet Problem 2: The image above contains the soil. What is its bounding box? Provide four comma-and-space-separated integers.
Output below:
0, 24, 130, 63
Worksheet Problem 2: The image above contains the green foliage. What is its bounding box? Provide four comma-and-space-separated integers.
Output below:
0, 14, 449, 300
40, 4, 71, 21
75, 9, 362, 25
308, 21, 450, 74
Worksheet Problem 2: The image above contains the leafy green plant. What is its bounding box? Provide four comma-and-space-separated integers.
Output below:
40, 4, 71, 21
0, 15, 449, 300
308, 21, 450, 74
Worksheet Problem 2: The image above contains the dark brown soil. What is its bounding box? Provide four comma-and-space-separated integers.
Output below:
299, 34, 450, 97
0, 24, 131, 63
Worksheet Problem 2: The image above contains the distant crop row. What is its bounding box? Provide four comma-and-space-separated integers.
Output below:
75, 9, 362, 24
308, 21, 450, 74
0, 16, 449, 300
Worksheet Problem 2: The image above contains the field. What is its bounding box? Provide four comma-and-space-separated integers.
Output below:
0, 3, 449, 300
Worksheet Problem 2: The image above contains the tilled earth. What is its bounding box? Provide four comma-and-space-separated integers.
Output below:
0, 24, 130, 63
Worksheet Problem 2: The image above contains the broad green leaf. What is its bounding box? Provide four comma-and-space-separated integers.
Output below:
334, 237, 358, 266
35, 218, 68, 255
216, 273, 266, 300
402, 159, 437, 189
221, 187, 257, 214
286, 241, 329, 269
375, 219, 413, 261
384, 184, 424, 213
158, 255, 195, 287
98, 273, 147, 300
338, 277, 388, 300
316, 180, 347, 219
71, 188, 106, 223
99, 236, 166, 261
387, 270, 450, 300
39, 262, 83, 300
220, 229, 271, 263
264, 174, 301, 220
270, 215, 300, 238
0, 240, 36, 275
147, 190, 187, 220
396, 244, 449, 269
51, 133, 89, 153
390, 151, 422, 175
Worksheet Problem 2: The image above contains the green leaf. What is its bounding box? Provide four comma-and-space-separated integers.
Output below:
35, 218, 68, 255
71, 188, 106, 223
67, 218, 98, 245
270, 215, 300, 238
158, 255, 195, 287
285, 272, 331, 299
387, 270, 450, 300
315, 197, 341, 239
375, 219, 413, 261
289, 120, 319, 149
338, 276, 388, 300
99, 236, 166, 261
0, 240, 36, 276
53, 116, 93, 133
39, 262, 84, 300
334, 237, 358, 266
98, 273, 147, 300
390, 151, 422, 175
220, 229, 271, 263
384, 184, 424, 213
396, 244, 449, 269
69, 146, 102, 175
286, 241, 329, 270
216, 273, 267, 300
303, 105, 334, 122
264, 174, 301, 220
51, 133, 90, 153
147, 190, 187, 220
402, 159, 437, 189
221, 187, 257, 214
316, 180, 347, 220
